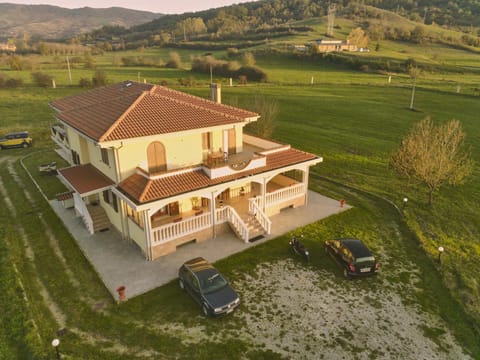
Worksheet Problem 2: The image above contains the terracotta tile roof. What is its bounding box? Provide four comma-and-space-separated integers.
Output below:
50, 81, 153, 112
59, 164, 115, 195
50, 81, 259, 142
118, 148, 320, 205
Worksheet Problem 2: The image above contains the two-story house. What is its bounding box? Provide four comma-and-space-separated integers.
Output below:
50, 81, 322, 260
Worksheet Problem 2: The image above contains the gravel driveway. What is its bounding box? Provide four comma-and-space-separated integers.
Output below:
231, 260, 470, 359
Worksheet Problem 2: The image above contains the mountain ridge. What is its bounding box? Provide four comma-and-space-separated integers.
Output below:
0, 3, 161, 40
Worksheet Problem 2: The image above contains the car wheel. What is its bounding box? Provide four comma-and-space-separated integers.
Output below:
202, 304, 210, 317
22, 142, 28, 148
179, 279, 184, 290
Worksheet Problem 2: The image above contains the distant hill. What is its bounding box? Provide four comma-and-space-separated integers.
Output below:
0, 3, 161, 40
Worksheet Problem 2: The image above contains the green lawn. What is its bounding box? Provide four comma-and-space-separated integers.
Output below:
0, 40, 479, 358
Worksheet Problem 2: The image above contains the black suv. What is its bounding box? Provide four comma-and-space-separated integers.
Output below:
179, 257, 240, 316
325, 238, 379, 278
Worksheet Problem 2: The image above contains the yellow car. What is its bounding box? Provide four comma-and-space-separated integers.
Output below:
0, 131, 33, 149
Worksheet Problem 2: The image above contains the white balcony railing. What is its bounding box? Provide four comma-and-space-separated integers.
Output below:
248, 200, 271, 235
151, 212, 212, 244
216, 206, 249, 243
73, 193, 94, 234
265, 183, 305, 207
150, 205, 250, 245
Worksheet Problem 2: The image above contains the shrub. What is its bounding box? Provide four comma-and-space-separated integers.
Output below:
237, 66, 268, 82
92, 70, 107, 87
31, 72, 53, 88
178, 77, 196, 87
5, 78, 23, 88
227, 47, 239, 58
165, 52, 182, 68
79, 78, 92, 88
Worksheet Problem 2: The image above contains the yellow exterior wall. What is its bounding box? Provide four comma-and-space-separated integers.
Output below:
87, 141, 116, 181
78, 136, 90, 164
115, 128, 234, 180
127, 217, 147, 253
99, 195, 123, 233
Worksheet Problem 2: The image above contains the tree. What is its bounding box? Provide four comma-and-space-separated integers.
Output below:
245, 96, 279, 138
411, 25, 427, 44
391, 117, 474, 205
92, 70, 107, 87
242, 52, 256, 67
165, 52, 181, 69
347, 27, 369, 48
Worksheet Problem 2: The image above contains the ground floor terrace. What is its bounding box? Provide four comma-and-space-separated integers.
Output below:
50, 190, 351, 299
120, 169, 315, 260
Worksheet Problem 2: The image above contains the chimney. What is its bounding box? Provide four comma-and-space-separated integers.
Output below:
210, 83, 221, 104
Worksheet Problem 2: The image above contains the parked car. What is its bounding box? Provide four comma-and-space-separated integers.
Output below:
325, 238, 379, 278
0, 131, 33, 149
178, 257, 240, 316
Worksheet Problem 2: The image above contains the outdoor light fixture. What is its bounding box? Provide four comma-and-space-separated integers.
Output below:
402, 197, 408, 210
51, 338, 60, 359
438, 246, 445, 263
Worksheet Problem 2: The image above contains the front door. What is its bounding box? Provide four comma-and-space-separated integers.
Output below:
169, 202, 179, 216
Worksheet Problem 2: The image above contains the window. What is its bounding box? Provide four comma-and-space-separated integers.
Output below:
126, 206, 144, 228
202, 132, 211, 150
103, 190, 118, 213
71, 150, 80, 165
101, 148, 109, 165
111, 192, 118, 212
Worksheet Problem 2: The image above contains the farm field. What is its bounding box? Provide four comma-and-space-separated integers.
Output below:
0, 41, 479, 358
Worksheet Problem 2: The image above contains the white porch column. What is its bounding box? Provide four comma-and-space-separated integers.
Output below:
144, 210, 153, 261
262, 178, 267, 212
211, 191, 216, 239
304, 166, 310, 206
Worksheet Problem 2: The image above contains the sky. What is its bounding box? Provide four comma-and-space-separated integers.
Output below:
3, 0, 256, 14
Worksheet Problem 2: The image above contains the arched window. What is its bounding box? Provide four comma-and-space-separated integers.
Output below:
147, 141, 166, 173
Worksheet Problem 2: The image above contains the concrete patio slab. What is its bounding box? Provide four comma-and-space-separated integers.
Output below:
49, 191, 350, 300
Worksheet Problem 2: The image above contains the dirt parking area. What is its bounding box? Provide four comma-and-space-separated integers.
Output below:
232, 260, 470, 359
163, 258, 470, 359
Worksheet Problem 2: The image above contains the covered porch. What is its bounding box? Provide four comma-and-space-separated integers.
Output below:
128, 170, 310, 260
58, 164, 115, 234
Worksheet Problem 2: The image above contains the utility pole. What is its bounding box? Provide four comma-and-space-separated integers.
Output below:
409, 68, 417, 110
66, 56, 72, 85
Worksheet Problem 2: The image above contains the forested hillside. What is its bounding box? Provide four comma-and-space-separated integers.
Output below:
0, 4, 160, 40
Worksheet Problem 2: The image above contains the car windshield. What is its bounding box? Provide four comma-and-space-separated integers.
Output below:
355, 256, 375, 264
199, 271, 228, 294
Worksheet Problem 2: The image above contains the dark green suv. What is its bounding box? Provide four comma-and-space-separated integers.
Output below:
0, 131, 33, 149
179, 257, 240, 316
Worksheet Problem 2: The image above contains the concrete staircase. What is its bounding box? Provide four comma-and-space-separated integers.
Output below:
87, 205, 110, 233
241, 214, 265, 241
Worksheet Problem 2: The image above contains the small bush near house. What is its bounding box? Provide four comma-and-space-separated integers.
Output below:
79, 78, 92, 88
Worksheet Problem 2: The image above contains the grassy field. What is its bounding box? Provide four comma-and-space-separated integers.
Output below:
0, 35, 479, 358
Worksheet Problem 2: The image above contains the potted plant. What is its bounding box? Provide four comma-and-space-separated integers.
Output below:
191, 197, 200, 210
